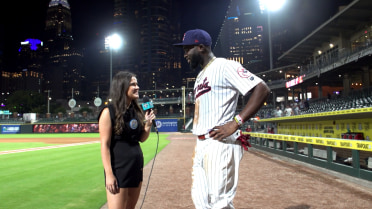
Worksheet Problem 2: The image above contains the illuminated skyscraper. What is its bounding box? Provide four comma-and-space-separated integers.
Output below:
111, 0, 182, 90
214, 0, 266, 73
44, 0, 72, 41
43, 0, 85, 102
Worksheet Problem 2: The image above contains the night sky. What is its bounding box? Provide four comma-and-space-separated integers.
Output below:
0, 0, 352, 70
0, 0, 113, 64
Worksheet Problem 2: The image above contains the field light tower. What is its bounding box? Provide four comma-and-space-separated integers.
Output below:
259, 0, 286, 70
105, 33, 123, 87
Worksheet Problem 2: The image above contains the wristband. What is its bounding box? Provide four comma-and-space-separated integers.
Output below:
234, 114, 244, 126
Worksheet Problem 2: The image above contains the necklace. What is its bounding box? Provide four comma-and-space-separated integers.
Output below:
196, 57, 216, 83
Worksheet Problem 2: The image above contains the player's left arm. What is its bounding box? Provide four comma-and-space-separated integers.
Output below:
210, 81, 270, 141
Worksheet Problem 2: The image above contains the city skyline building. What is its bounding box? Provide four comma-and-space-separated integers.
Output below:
214, 0, 271, 74
15, 38, 45, 94
0, 38, 45, 112
43, 0, 85, 103
1, 0, 277, 114
111, 0, 184, 93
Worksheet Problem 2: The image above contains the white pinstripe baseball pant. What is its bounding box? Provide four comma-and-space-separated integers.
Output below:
191, 131, 244, 209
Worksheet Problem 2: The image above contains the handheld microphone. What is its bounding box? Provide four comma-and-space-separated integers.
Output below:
141, 96, 158, 132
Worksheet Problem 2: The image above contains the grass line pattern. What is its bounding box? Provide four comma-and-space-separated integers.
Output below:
0, 133, 170, 209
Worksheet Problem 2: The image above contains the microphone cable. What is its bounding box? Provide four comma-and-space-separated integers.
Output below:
139, 128, 159, 209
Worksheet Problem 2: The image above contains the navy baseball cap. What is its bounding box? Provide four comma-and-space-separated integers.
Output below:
173, 29, 212, 47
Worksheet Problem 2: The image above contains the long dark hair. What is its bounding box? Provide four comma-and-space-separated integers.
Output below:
108, 71, 145, 135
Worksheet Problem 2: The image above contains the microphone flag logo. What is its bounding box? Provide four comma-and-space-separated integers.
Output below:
141, 101, 154, 111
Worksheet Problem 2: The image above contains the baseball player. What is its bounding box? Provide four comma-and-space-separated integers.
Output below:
174, 29, 270, 208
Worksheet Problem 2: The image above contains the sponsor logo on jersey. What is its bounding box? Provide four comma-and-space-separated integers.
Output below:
237, 67, 252, 78
195, 77, 211, 99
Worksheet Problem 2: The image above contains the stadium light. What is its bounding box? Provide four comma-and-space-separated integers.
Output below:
259, 0, 286, 70
105, 33, 123, 87
260, 0, 286, 12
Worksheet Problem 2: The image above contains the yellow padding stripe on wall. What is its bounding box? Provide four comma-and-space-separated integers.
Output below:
259, 107, 372, 122
246, 132, 372, 152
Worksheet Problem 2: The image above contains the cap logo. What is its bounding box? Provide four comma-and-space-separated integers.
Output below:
195, 40, 199, 43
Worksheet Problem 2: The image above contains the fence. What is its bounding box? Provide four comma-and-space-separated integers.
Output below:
247, 132, 372, 182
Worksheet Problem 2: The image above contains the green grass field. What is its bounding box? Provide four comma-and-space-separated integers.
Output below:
0, 133, 100, 138
0, 133, 170, 209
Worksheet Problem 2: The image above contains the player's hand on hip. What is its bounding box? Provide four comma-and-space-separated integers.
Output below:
209, 121, 239, 141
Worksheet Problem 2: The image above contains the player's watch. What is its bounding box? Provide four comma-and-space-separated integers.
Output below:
234, 114, 244, 126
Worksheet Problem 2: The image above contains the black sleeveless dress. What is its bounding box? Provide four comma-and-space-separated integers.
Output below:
99, 104, 144, 188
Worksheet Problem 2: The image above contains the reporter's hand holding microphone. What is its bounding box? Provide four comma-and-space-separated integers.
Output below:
144, 110, 156, 129
142, 96, 158, 133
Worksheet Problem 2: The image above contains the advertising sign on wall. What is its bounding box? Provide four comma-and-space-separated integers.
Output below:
286, 75, 305, 88
155, 119, 178, 132
33, 123, 99, 133
1, 125, 21, 134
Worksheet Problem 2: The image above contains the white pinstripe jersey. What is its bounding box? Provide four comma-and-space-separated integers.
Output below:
192, 57, 263, 136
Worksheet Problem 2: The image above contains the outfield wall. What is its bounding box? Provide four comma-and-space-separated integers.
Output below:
0, 118, 184, 134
